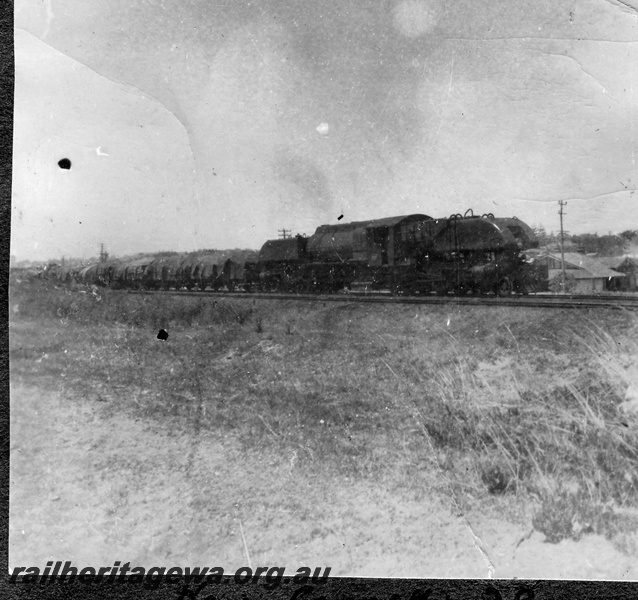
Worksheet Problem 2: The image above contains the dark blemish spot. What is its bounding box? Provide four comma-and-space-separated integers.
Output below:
482, 465, 509, 495
58, 158, 71, 170
157, 329, 169, 341
337, 215, 343, 220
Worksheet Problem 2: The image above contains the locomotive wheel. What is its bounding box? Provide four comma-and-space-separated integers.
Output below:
496, 277, 512, 297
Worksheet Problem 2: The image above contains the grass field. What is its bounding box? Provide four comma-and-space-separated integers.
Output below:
9, 276, 638, 575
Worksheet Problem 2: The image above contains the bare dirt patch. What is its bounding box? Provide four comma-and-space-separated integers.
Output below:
11, 380, 638, 578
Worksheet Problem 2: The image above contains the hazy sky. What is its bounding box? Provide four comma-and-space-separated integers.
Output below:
12, 0, 638, 261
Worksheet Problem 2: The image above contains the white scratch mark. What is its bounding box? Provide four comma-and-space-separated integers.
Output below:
513, 187, 638, 204
249, 37, 300, 98
95, 146, 109, 157
378, 91, 391, 120
355, 89, 368, 116
429, 50, 455, 153
42, 0, 54, 39
631, 67, 635, 167
239, 519, 252, 570
432, 36, 638, 44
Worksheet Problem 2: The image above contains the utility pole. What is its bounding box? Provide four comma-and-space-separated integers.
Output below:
278, 229, 291, 239
99, 243, 109, 262
558, 201, 567, 293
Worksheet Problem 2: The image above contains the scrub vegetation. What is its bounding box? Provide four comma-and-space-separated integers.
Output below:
10, 276, 638, 554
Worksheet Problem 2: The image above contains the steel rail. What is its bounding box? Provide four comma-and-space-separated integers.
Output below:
123, 289, 638, 311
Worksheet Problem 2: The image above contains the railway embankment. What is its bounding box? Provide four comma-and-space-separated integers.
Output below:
9, 277, 638, 575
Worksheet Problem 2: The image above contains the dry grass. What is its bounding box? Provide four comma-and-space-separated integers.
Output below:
10, 276, 638, 551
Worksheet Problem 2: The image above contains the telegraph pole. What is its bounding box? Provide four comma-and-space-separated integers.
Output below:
278, 229, 291, 239
558, 201, 567, 293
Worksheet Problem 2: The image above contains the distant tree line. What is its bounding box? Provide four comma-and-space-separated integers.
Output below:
533, 225, 638, 256
570, 232, 635, 256
532, 226, 559, 247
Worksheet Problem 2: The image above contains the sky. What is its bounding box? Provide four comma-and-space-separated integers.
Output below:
12, 0, 638, 261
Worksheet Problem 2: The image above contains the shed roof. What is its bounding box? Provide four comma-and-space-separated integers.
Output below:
599, 256, 638, 270
548, 269, 623, 280
545, 252, 625, 278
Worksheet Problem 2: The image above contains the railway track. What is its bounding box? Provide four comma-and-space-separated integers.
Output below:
125, 288, 638, 311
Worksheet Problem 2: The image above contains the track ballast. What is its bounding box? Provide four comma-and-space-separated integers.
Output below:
124, 288, 638, 311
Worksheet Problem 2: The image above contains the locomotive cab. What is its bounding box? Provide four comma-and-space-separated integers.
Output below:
300, 214, 434, 292
364, 215, 435, 269
366, 227, 389, 265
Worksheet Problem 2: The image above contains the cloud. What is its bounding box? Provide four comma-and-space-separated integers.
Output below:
393, 0, 440, 38
13, 0, 638, 260
272, 149, 333, 212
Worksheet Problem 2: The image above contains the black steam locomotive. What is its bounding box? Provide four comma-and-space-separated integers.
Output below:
52, 210, 540, 296
248, 210, 539, 296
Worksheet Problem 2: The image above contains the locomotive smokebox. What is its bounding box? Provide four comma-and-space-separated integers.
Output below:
471, 263, 497, 278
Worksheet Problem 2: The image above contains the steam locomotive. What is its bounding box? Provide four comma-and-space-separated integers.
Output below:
254, 210, 539, 295
50, 210, 540, 296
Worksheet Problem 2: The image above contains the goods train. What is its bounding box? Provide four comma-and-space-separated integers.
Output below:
46, 210, 541, 296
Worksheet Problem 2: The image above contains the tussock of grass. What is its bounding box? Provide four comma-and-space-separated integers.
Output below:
11, 279, 256, 328
396, 321, 638, 548
10, 278, 638, 548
